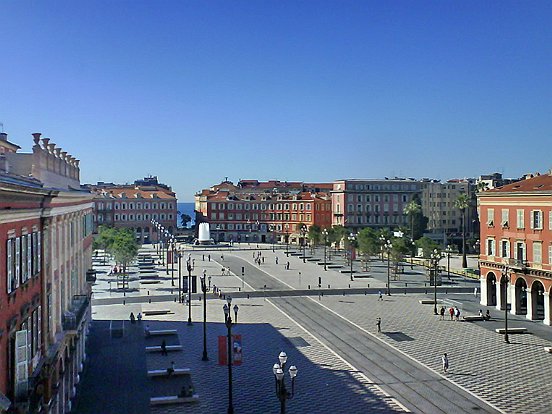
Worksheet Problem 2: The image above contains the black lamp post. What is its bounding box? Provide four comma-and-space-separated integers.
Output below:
200, 269, 208, 360
348, 232, 355, 281
379, 235, 386, 262
170, 236, 176, 286
223, 297, 237, 414
430, 249, 442, 315
164, 230, 170, 275
300, 225, 307, 263
384, 240, 392, 295
502, 267, 510, 344
285, 224, 290, 256
272, 351, 298, 414
178, 249, 182, 302
322, 228, 328, 271
187, 254, 193, 326
444, 245, 453, 280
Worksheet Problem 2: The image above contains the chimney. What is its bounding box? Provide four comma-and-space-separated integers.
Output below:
0, 132, 8, 142
42, 138, 50, 149
32, 133, 41, 145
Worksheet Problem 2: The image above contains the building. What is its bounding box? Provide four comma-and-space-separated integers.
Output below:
89, 176, 178, 243
478, 172, 552, 325
477, 172, 521, 191
330, 178, 421, 231
195, 180, 332, 243
0, 132, 94, 413
420, 178, 479, 249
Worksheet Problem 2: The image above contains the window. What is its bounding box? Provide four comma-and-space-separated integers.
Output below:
531, 210, 543, 229
487, 208, 494, 226
549, 211, 552, 230
486, 238, 495, 256
516, 209, 524, 229
516, 241, 525, 261
501, 240, 509, 258
549, 245, 552, 265
501, 209, 509, 227
533, 242, 542, 264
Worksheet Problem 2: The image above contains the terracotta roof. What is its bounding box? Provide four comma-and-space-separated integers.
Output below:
93, 187, 176, 199
485, 173, 552, 193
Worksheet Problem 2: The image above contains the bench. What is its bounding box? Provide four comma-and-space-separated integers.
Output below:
145, 345, 183, 353
147, 368, 191, 377
419, 299, 440, 305
148, 329, 178, 336
150, 395, 199, 405
494, 327, 527, 334
327, 265, 343, 269
463, 315, 485, 322
143, 310, 173, 316
140, 280, 161, 284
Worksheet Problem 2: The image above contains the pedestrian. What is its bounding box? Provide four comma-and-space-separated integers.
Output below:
485, 310, 491, 321
442, 353, 449, 373
449, 306, 454, 321
376, 317, 381, 333
167, 361, 175, 376
262, 256, 264, 263
161, 340, 168, 356
378, 290, 383, 301
130, 312, 136, 324
144, 324, 151, 337
455, 306, 460, 321
221, 254, 224, 260
203, 254, 205, 261
439, 306, 445, 320
276, 257, 279, 265
137, 312, 142, 323
286, 262, 290, 270
478, 309, 483, 317
208, 254, 211, 261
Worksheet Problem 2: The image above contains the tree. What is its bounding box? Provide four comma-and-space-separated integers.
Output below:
111, 228, 139, 273
328, 225, 347, 251
404, 195, 428, 241
180, 213, 192, 228
94, 225, 118, 264
308, 225, 321, 251
357, 227, 379, 259
454, 193, 470, 268
404, 199, 421, 240
415, 237, 440, 258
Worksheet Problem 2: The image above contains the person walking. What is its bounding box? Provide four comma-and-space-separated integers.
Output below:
449, 306, 454, 321
439, 306, 445, 320
161, 340, 168, 356
455, 306, 461, 321
376, 317, 381, 333
442, 353, 449, 373
276, 257, 279, 265
378, 290, 383, 301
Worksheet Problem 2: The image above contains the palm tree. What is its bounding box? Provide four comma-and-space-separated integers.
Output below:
454, 194, 470, 268
403, 200, 422, 241
476, 181, 490, 192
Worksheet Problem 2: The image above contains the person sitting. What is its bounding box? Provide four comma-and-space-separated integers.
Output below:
485, 310, 491, 321
478, 309, 483, 317
167, 361, 175, 376
144, 324, 151, 336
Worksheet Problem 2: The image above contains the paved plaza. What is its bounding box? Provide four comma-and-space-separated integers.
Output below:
74, 244, 552, 413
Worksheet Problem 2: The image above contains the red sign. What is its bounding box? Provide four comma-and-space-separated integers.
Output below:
218, 334, 242, 366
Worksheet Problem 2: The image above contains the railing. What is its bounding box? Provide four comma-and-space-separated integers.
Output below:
62, 295, 89, 332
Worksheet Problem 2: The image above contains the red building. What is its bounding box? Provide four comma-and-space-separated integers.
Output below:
195, 180, 332, 244
90, 177, 178, 243
1, 132, 94, 413
478, 172, 552, 325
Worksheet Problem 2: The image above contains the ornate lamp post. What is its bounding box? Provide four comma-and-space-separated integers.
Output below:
200, 269, 208, 360
223, 297, 238, 414
379, 234, 386, 262
186, 253, 193, 325
300, 225, 307, 263
272, 351, 298, 414
322, 228, 328, 271
444, 245, 454, 280
347, 232, 356, 281
430, 249, 442, 315
384, 240, 392, 295
170, 236, 176, 286
177, 248, 182, 302
164, 230, 170, 275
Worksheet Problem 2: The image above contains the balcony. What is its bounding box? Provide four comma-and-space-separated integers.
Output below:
507, 258, 529, 272
62, 295, 90, 333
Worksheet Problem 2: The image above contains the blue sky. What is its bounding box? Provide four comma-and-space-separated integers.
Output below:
1, 1, 550, 201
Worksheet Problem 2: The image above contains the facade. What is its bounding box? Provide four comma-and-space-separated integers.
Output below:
0, 133, 93, 413
89, 176, 178, 243
420, 179, 479, 248
330, 179, 420, 231
477, 172, 521, 191
195, 180, 332, 243
478, 172, 552, 325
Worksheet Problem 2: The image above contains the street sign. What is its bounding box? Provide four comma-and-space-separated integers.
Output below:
218, 334, 243, 366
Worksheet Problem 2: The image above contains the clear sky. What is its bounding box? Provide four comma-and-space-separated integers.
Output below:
1, 1, 551, 201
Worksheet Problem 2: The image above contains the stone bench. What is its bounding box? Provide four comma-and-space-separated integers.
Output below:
307, 258, 320, 262
327, 265, 343, 269
143, 310, 173, 316
140, 280, 161, 284
494, 327, 527, 334
419, 299, 440, 305
147, 368, 191, 377
147, 329, 178, 336
150, 395, 199, 405
145, 345, 183, 353
463, 315, 485, 322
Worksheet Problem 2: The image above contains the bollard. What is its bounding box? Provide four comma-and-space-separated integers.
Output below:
367, 283, 370, 288
343, 291, 345, 296
404, 289, 406, 295
348, 284, 351, 288
446, 289, 448, 294
174, 297, 177, 302
425, 290, 427, 295
406, 283, 408, 288
149, 298, 151, 303
171, 289, 173, 295
364, 291, 367, 295
328, 284, 330, 289
148, 290, 150, 295
247, 294, 250, 299
321, 292, 324, 296
239, 287, 241, 292
308, 285, 311, 289
123, 300, 126, 305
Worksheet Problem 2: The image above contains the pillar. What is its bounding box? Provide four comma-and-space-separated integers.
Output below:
495, 280, 502, 311
526, 288, 535, 320
480, 276, 487, 306
544, 292, 551, 326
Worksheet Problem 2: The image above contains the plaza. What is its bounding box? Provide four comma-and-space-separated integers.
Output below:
74, 243, 552, 413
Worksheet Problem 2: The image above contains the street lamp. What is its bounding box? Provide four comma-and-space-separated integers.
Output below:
384, 240, 392, 295
444, 245, 454, 281
348, 232, 355, 281
223, 296, 238, 414
272, 351, 298, 414
300, 225, 307, 263
178, 248, 182, 303
502, 267, 510, 344
200, 269, 208, 361
430, 249, 442, 315
379, 235, 386, 262
164, 230, 170, 275
170, 236, 176, 286
285, 224, 290, 256
322, 229, 328, 271
186, 254, 193, 325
